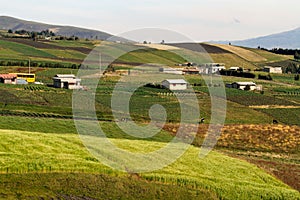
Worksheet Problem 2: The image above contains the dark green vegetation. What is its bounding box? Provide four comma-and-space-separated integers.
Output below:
0, 173, 217, 200
0, 39, 299, 199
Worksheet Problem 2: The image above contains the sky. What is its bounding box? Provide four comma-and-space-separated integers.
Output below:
1, 0, 300, 42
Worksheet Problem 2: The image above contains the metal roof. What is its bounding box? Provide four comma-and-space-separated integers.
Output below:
163, 79, 187, 84
0, 74, 17, 79
233, 82, 256, 86
54, 74, 76, 78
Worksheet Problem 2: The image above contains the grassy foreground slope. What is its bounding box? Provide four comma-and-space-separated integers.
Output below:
0, 129, 299, 199
0, 173, 216, 200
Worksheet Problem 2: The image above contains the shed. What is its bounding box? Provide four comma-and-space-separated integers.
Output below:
162, 79, 187, 90
232, 82, 257, 91
263, 66, 282, 74
53, 74, 82, 89
0, 74, 17, 84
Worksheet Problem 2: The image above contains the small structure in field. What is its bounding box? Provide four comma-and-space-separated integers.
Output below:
231, 82, 257, 91
53, 74, 82, 89
162, 79, 187, 90
229, 66, 243, 71
263, 66, 282, 74
0, 74, 17, 84
199, 63, 226, 74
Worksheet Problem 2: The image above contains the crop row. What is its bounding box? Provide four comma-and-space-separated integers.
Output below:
24, 85, 50, 91
0, 110, 72, 119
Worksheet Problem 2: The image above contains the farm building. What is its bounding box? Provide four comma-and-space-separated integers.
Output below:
230, 82, 257, 91
162, 79, 187, 90
229, 67, 242, 71
53, 74, 82, 89
0, 74, 17, 84
263, 66, 282, 74
199, 63, 226, 74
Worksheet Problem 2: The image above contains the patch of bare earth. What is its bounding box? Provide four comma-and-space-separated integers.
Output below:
162, 123, 300, 191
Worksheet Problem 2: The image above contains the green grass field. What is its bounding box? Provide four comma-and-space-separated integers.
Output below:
0, 173, 216, 200
0, 40, 56, 59
0, 129, 298, 199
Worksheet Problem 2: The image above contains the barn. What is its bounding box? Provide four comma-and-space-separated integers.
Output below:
0, 74, 17, 84
53, 74, 82, 89
162, 79, 187, 90
231, 82, 257, 91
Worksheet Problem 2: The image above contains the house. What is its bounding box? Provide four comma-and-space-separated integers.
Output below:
263, 66, 282, 74
231, 82, 257, 91
162, 79, 187, 90
199, 63, 226, 74
53, 74, 82, 89
229, 67, 242, 71
0, 74, 17, 84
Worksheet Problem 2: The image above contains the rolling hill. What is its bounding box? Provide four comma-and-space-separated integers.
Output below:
0, 16, 113, 40
213, 27, 300, 49
0, 38, 300, 198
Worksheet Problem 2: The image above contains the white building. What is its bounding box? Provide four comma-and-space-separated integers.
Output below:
53, 74, 82, 89
229, 67, 242, 71
162, 79, 187, 90
231, 82, 257, 91
199, 63, 226, 74
263, 66, 282, 74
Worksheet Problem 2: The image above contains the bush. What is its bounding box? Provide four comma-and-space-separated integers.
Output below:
219, 70, 256, 78
258, 74, 272, 80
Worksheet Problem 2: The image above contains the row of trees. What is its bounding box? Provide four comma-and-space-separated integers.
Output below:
7, 29, 79, 41
8, 29, 56, 37
258, 47, 300, 60
0, 60, 80, 69
219, 69, 256, 78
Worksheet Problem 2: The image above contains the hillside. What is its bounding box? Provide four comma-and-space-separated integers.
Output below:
0, 16, 113, 40
0, 38, 300, 198
0, 129, 298, 199
213, 27, 300, 49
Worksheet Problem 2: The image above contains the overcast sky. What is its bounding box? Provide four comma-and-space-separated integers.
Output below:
1, 0, 300, 42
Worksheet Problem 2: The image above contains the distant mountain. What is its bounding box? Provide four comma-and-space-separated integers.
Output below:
213, 27, 300, 49
0, 16, 113, 40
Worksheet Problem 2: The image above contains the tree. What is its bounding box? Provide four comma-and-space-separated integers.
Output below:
8, 29, 13, 34
31, 32, 38, 41
294, 51, 300, 60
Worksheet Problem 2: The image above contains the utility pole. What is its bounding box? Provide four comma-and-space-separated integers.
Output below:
99, 53, 102, 75
29, 59, 31, 74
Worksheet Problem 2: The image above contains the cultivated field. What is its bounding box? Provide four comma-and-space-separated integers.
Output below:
0, 39, 299, 198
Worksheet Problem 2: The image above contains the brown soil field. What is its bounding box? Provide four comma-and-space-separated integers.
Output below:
162, 123, 300, 191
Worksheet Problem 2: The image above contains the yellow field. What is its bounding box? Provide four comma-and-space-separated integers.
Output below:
210, 43, 267, 62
